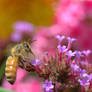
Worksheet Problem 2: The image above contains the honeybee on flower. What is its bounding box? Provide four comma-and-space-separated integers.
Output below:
5, 41, 35, 84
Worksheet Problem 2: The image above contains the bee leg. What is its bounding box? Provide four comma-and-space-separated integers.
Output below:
19, 60, 36, 72
19, 61, 31, 72
19, 61, 25, 69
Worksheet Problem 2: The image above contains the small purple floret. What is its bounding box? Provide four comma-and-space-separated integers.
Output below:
67, 37, 76, 50
80, 61, 86, 65
32, 59, 40, 66
66, 50, 76, 58
82, 50, 91, 56
78, 77, 90, 86
57, 45, 67, 53
56, 35, 65, 43
43, 80, 54, 92
79, 69, 87, 77
71, 64, 81, 72
75, 50, 82, 58
78, 69, 92, 86
67, 37, 76, 43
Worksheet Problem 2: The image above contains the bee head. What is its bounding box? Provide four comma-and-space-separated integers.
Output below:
11, 41, 33, 57
23, 42, 31, 52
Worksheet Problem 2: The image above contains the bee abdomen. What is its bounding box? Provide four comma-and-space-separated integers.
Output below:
5, 56, 18, 84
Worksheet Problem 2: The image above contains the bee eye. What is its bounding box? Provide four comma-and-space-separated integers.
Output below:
24, 43, 29, 49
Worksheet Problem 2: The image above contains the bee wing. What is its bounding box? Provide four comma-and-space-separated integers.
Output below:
3, 43, 17, 56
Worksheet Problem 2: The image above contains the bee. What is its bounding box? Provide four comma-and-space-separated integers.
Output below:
5, 41, 35, 84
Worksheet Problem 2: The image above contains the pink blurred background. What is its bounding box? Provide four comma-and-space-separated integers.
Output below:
0, 0, 92, 92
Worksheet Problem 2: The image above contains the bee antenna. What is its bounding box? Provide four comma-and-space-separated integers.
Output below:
28, 39, 37, 44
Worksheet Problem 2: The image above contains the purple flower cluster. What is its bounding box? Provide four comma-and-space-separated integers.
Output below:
56, 35, 92, 86
41, 35, 92, 91
25, 35, 92, 92
71, 63, 92, 87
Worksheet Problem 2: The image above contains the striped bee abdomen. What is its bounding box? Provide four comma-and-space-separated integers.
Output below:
5, 56, 19, 84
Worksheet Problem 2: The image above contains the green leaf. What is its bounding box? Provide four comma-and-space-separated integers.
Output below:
0, 59, 6, 83
0, 87, 15, 92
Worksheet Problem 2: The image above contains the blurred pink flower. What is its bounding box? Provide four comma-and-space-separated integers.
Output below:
2, 68, 42, 92
47, 24, 70, 36
84, 1, 92, 18
32, 27, 58, 58
69, 1, 92, 63
32, 24, 71, 58
16, 79, 42, 92
31, 0, 91, 60
55, 0, 84, 28
70, 1, 92, 50
2, 68, 27, 90
71, 23, 92, 50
